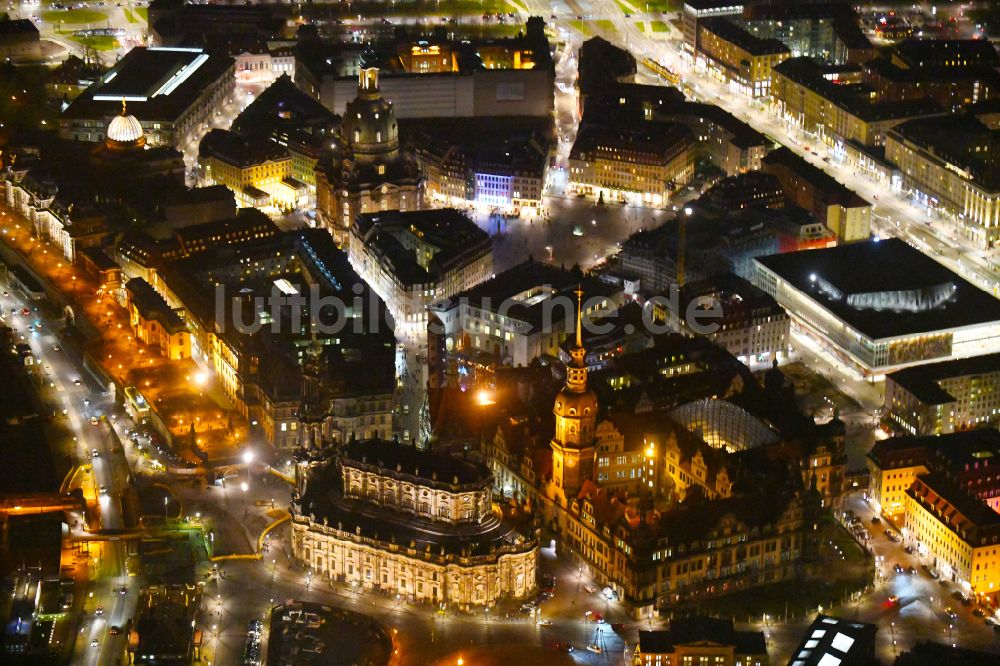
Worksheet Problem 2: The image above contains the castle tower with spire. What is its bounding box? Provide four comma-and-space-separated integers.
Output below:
550, 287, 598, 505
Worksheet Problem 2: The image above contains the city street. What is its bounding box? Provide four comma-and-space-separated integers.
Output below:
0, 283, 139, 665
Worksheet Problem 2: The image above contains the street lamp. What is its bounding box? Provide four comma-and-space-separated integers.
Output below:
243, 449, 254, 493
163, 496, 169, 520
241, 481, 249, 516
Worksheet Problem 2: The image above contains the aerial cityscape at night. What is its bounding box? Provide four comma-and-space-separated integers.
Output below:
1, 0, 1000, 664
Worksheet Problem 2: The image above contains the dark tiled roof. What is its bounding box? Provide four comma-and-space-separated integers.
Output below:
889, 114, 1000, 192
125, 277, 186, 333
886, 353, 1000, 405
699, 17, 790, 56
342, 438, 490, 487
893, 38, 1000, 69
198, 128, 290, 167
637, 618, 764, 655
762, 147, 869, 206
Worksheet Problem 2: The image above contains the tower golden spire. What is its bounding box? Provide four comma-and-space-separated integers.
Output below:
575, 284, 583, 349
121, 98, 127, 116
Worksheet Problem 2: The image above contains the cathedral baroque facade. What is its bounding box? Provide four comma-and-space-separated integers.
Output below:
315, 67, 422, 244
291, 438, 537, 607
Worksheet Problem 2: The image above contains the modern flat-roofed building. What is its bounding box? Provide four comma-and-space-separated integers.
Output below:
884, 353, 1000, 435
350, 209, 493, 334
753, 238, 1000, 376
60, 46, 234, 149
296, 18, 554, 119
681, 0, 744, 57
762, 147, 871, 242
741, 3, 873, 65
129, 584, 203, 664
787, 615, 877, 666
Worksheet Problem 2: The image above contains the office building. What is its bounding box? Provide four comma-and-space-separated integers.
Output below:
568, 122, 695, 207
866, 430, 1000, 594
296, 18, 554, 119
884, 353, 1000, 435
885, 112, 1000, 249
762, 147, 871, 242
697, 17, 790, 98
770, 57, 944, 150
411, 117, 551, 210
753, 238, 1000, 375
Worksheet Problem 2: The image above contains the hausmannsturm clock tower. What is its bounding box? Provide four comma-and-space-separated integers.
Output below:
550, 287, 598, 506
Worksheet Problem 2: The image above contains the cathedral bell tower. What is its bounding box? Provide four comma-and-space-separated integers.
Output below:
550, 288, 598, 504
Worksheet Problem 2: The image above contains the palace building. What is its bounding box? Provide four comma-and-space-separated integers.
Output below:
483, 292, 816, 616
290, 438, 538, 607
315, 67, 422, 244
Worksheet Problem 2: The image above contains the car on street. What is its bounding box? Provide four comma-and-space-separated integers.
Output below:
95, 605, 103, 615
893, 564, 904, 574
99, 485, 108, 495
885, 529, 900, 542
871, 515, 881, 523
74, 378, 81, 385
91, 449, 99, 458
907, 566, 917, 575
90, 639, 99, 648
904, 545, 914, 554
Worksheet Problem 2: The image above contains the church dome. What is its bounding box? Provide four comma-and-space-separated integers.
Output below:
553, 385, 598, 420
106, 102, 146, 151
340, 68, 399, 161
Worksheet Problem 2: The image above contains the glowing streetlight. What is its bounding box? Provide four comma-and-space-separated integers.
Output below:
475, 389, 495, 406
